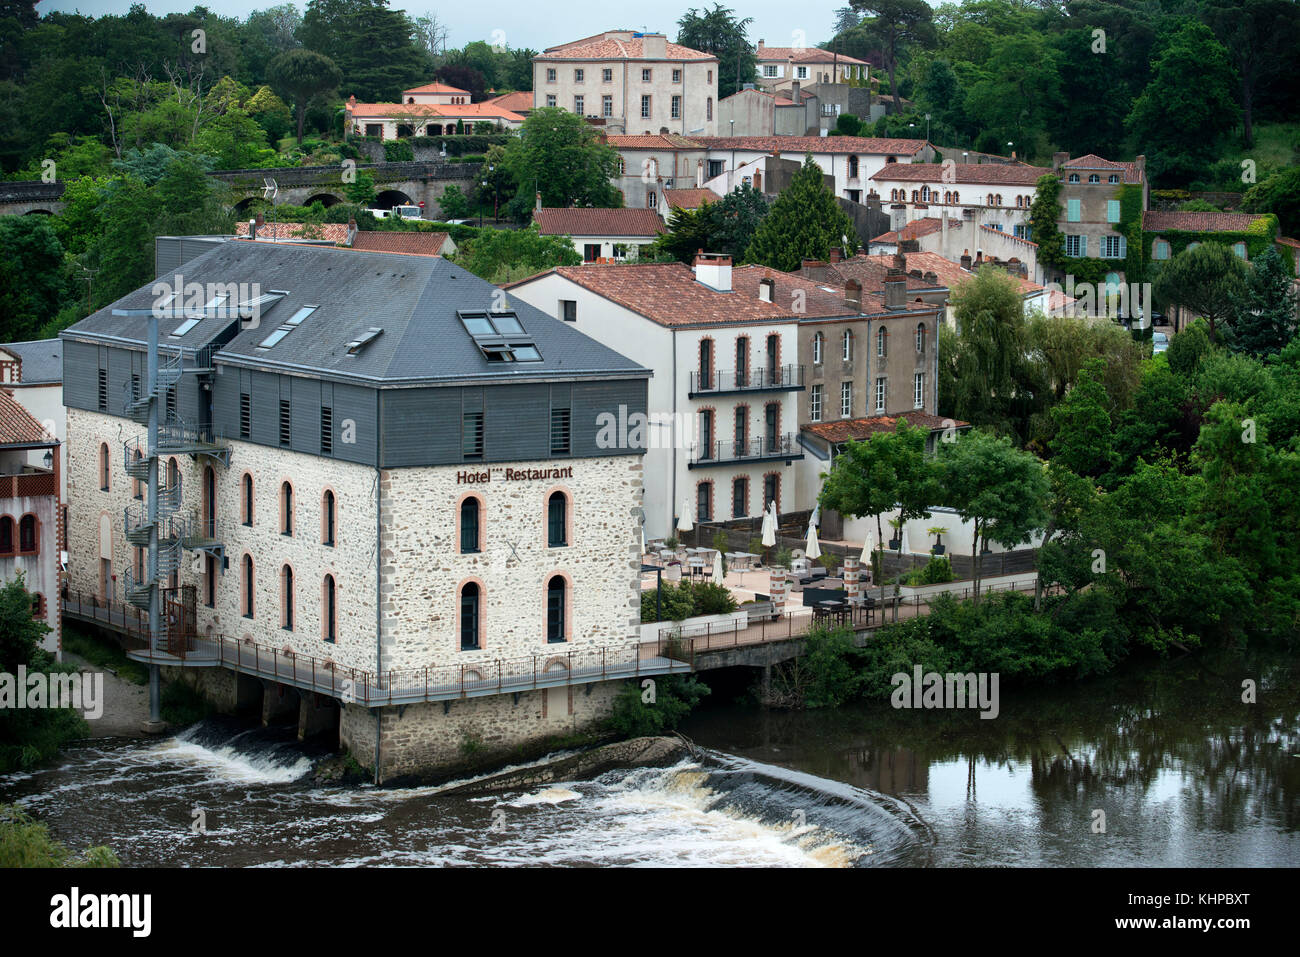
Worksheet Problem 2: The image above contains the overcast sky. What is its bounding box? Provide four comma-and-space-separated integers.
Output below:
34, 1, 849, 55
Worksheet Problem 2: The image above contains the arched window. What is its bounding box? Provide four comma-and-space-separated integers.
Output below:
546, 576, 567, 643
280, 482, 293, 536
323, 575, 337, 643
1088, 174, 1100, 183
281, 564, 294, 631
696, 481, 712, 522
995, 194, 1002, 206
18, 515, 36, 553
99, 443, 110, 491
30, 593, 43, 619
322, 489, 336, 546
911, 189, 919, 202
842, 329, 853, 361
1068, 173, 1080, 183
0, 516, 12, 554
698, 338, 713, 390
987, 193, 994, 206
460, 497, 480, 553
242, 555, 254, 618
706, 96, 712, 120
952, 191, 959, 204
1187, 242, 1201, 251
1152, 239, 1171, 260
943, 190, 951, 203
877, 326, 888, 357
812, 332, 824, 364
916, 322, 926, 353
242, 473, 254, 525
1108, 174, 1120, 184
460, 582, 480, 650
547, 491, 568, 547
920, 185, 930, 202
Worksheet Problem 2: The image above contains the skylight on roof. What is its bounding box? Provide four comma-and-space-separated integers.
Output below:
259, 327, 293, 349
170, 318, 202, 337
457, 310, 543, 363
285, 306, 317, 326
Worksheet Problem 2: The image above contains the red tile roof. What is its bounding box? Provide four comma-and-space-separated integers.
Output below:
403, 82, 470, 95
1277, 236, 1300, 248
850, 251, 1040, 297
533, 207, 666, 237
486, 91, 534, 113
731, 265, 862, 318
663, 188, 716, 210
695, 135, 927, 155
538, 35, 716, 61
1142, 210, 1268, 233
0, 389, 54, 445
605, 133, 702, 150
755, 46, 870, 66
513, 262, 797, 327
803, 411, 968, 443
871, 162, 1050, 185
814, 254, 943, 294
234, 222, 350, 242
1061, 154, 1145, 184
350, 231, 451, 255
871, 217, 944, 244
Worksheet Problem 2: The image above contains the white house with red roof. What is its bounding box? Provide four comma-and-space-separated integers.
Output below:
534, 30, 719, 136
345, 85, 525, 139
505, 255, 806, 537
0, 387, 61, 655
870, 161, 1050, 239
533, 207, 667, 262
753, 39, 871, 93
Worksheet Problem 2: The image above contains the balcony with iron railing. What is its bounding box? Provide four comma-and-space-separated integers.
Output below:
688, 364, 804, 397
688, 432, 805, 468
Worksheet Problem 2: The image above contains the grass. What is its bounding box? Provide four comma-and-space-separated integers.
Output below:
61, 626, 148, 685
0, 804, 118, 868
1221, 122, 1300, 172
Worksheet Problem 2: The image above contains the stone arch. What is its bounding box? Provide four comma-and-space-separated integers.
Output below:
304, 193, 343, 208
23, 208, 53, 215
232, 196, 269, 216
373, 189, 413, 209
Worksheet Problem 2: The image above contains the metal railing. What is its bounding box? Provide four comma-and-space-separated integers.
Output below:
690, 431, 804, 466
689, 364, 804, 395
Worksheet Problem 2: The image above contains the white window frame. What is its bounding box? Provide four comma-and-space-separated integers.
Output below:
671, 95, 681, 119
546, 94, 556, 108
574, 68, 584, 83
574, 95, 584, 115
840, 381, 852, 418
810, 384, 823, 422
875, 377, 886, 413
602, 68, 613, 82
546, 68, 556, 83
602, 95, 613, 117
842, 330, 852, 361
812, 332, 823, 364
913, 373, 924, 409
641, 95, 651, 118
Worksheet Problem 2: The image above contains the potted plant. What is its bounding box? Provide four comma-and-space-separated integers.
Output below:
929, 526, 948, 555
664, 535, 679, 550
775, 545, 792, 569
888, 518, 902, 551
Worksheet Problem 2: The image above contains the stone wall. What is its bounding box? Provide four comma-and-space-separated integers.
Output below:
379, 455, 644, 671
340, 678, 625, 780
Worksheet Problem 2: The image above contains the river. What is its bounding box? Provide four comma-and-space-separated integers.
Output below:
1, 648, 1296, 867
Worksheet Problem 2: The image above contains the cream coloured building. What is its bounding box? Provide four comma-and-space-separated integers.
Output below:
534, 30, 719, 136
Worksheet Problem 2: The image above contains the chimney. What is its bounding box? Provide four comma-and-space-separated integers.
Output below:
757, 39, 765, 53
535, 190, 542, 212
1135, 154, 1146, 179
884, 280, 905, 310
1052, 151, 1069, 171
347, 217, 358, 246
696, 159, 704, 187
960, 249, 972, 270
642, 34, 667, 59
829, 247, 842, 263
758, 277, 774, 302
844, 279, 861, 307
693, 253, 732, 292
801, 258, 828, 281
888, 252, 906, 275
791, 80, 801, 103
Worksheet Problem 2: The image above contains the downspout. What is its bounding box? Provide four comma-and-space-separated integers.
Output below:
373, 388, 383, 786
670, 328, 677, 536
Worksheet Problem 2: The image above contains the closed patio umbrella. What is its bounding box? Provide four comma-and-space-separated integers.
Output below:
761, 505, 776, 547
860, 531, 873, 564
712, 549, 724, 581
900, 525, 910, 554
677, 499, 693, 533
805, 524, 822, 561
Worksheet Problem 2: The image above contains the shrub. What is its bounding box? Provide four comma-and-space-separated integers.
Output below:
606, 674, 710, 737
0, 804, 118, 867
640, 579, 738, 622
383, 140, 415, 162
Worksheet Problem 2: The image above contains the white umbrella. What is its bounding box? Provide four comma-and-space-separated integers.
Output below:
805, 524, 822, 561
900, 525, 910, 554
677, 499, 693, 533
860, 531, 873, 564
761, 507, 776, 547
712, 549, 724, 581
809, 502, 820, 530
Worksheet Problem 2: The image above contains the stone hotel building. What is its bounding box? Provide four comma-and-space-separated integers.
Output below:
60, 243, 657, 778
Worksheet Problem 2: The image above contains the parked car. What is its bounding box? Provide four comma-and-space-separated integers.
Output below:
1152, 331, 1169, 354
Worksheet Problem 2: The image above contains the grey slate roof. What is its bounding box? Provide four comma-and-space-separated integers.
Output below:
0, 339, 63, 384
64, 242, 648, 387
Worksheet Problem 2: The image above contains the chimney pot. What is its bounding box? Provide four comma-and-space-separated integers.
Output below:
535, 190, 542, 212
884, 279, 905, 310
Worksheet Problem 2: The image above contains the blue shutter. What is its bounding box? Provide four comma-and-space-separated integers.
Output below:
1119, 235, 1127, 258
1067, 199, 1080, 222
1107, 200, 1120, 223
1080, 235, 1087, 257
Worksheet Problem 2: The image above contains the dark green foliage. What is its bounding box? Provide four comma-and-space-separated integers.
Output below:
501, 108, 621, 218
744, 156, 858, 270
382, 139, 414, 162
160, 682, 212, 727
0, 804, 119, 868
676, 5, 757, 101
655, 183, 769, 263
266, 48, 343, 144
455, 223, 580, 284
606, 675, 711, 737
640, 580, 739, 623
0, 216, 69, 343
1232, 246, 1299, 357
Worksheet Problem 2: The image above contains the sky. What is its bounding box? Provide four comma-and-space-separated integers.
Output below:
34, 0, 849, 55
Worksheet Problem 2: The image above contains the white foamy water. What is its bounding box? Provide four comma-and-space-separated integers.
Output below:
152, 726, 316, 784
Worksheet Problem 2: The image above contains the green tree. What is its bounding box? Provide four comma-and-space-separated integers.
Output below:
1048, 358, 1116, 479
502, 108, 621, 217
1242, 167, 1300, 235
1201, 0, 1299, 148
0, 217, 69, 343
1028, 173, 1064, 269
437, 184, 469, 220
266, 48, 342, 144
1126, 22, 1240, 183
938, 429, 1050, 602
963, 32, 1061, 154
299, 0, 430, 101
849, 0, 937, 113
1153, 242, 1249, 344
1232, 246, 1299, 358
744, 156, 857, 270
344, 170, 376, 206
655, 183, 768, 263
676, 4, 756, 100
455, 223, 581, 284
606, 674, 710, 737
